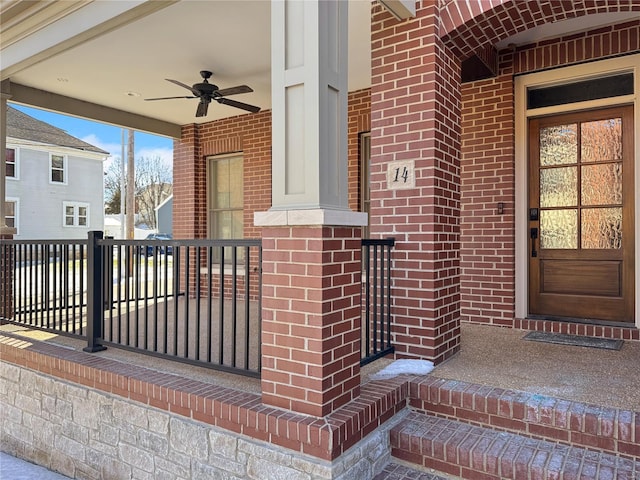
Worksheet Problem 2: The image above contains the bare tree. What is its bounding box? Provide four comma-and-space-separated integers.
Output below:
104, 155, 172, 230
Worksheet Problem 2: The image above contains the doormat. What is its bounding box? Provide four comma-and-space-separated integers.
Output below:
523, 331, 623, 350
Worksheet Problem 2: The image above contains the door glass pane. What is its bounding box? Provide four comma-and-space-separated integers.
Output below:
540, 167, 577, 207
540, 124, 577, 166
540, 209, 577, 249
582, 207, 622, 249
582, 164, 622, 206
581, 118, 622, 162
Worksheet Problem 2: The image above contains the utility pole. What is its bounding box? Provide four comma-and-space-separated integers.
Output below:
126, 129, 135, 240
120, 129, 125, 239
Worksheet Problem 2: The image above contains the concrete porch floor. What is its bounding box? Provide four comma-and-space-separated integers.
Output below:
2, 320, 638, 411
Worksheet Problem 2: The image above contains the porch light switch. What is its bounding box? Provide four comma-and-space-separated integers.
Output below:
387, 160, 415, 190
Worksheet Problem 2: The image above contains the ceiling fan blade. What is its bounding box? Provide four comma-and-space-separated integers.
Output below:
166, 78, 201, 97
216, 85, 253, 97
216, 97, 261, 113
196, 101, 210, 117
144, 96, 195, 101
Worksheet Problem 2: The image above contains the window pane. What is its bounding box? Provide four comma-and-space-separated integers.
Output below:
582, 208, 622, 249
78, 217, 87, 226
540, 124, 577, 166
78, 207, 87, 217
540, 167, 577, 208
527, 73, 633, 109
6, 149, 14, 162
581, 118, 622, 162
65, 216, 75, 226
540, 209, 577, 249
6, 164, 14, 177
52, 170, 64, 183
5, 202, 15, 217
66, 206, 75, 216
52, 156, 64, 169
581, 164, 622, 206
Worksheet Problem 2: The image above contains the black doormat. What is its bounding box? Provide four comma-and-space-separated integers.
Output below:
523, 331, 624, 350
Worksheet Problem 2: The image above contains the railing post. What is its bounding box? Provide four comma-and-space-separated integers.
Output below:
84, 231, 107, 353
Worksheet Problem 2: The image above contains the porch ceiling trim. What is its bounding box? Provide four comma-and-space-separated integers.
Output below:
4, 82, 182, 139
0, 0, 178, 81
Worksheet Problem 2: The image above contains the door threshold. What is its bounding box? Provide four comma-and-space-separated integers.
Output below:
526, 315, 635, 329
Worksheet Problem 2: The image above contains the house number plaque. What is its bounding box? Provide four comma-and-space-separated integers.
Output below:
387, 160, 415, 189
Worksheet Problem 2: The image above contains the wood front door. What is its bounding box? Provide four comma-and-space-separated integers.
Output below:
528, 106, 635, 323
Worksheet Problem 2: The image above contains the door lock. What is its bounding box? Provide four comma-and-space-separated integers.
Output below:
530, 227, 538, 258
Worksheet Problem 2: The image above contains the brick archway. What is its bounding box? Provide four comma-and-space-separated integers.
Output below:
440, 0, 639, 58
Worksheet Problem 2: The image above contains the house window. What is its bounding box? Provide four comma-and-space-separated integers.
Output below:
50, 154, 67, 184
5, 199, 17, 232
360, 133, 371, 238
63, 202, 89, 227
207, 154, 244, 261
6, 148, 17, 178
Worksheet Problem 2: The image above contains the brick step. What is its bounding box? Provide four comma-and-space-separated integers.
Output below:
373, 461, 454, 480
408, 376, 639, 460
390, 412, 640, 480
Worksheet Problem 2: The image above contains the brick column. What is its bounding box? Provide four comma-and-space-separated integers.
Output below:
369, 2, 462, 364
260, 225, 362, 417
173, 124, 204, 240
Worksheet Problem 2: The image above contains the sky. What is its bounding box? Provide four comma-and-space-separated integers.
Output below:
10, 103, 174, 172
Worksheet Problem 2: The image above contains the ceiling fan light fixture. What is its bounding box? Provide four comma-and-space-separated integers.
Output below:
144, 70, 260, 117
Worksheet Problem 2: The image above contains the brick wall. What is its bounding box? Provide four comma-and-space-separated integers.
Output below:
370, 2, 461, 364
459, 74, 515, 327
459, 20, 640, 327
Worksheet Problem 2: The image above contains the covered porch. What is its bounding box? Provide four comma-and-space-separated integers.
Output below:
2, 0, 639, 478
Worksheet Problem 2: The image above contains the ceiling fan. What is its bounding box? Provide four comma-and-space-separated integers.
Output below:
145, 70, 260, 117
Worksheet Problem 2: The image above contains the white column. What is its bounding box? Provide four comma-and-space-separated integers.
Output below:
262, 0, 365, 227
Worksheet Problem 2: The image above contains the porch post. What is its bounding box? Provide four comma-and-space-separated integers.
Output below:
1, 87, 16, 319
257, 0, 367, 417
369, 3, 462, 364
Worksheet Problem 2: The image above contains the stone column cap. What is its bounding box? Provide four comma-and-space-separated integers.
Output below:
254, 208, 368, 227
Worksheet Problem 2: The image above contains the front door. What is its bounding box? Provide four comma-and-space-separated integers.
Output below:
528, 106, 635, 323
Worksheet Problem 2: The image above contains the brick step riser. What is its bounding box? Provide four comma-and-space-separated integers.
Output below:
408, 378, 639, 461
390, 413, 640, 480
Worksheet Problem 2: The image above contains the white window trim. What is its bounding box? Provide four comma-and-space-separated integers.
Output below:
6, 146, 19, 180
514, 53, 640, 328
50, 153, 68, 185
206, 152, 244, 239
62, 201, 90, 228
5, 197, 19, 234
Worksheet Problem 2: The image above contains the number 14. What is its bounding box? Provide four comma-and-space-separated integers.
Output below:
394, 167, 409, 183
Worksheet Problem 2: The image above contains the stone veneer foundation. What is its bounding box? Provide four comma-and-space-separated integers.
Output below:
0, 330, 408, 480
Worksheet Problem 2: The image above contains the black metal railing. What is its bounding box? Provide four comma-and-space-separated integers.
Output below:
2, 232, 393, 376
1, 233, 262, 378
361, 237, 395, 365
0, 239, 88, 337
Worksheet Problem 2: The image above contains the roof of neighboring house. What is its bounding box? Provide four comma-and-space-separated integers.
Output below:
7, 106, 109, 155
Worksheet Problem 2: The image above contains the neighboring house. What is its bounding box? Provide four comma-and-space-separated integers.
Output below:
103, 214, 152, 239
155, 194, 172, 234
5, 106, 108, 239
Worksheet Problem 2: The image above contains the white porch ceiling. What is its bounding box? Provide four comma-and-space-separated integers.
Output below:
1, 0, 636, 138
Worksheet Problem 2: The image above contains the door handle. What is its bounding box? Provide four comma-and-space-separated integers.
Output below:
530, 227, 538, 258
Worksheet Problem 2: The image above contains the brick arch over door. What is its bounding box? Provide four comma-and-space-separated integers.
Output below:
440, 0, 639, 58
